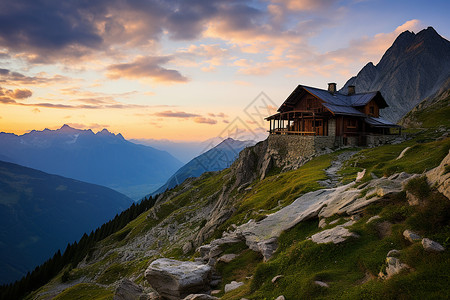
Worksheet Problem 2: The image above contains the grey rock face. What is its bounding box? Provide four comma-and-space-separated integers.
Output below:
382, 257, 410, 279
224, 281, 244, 293
310, 221, 359, 244
145, 258, 212, 300
218, 254, 237, 263
234, 172, 412, 259
403, 230, 422, 243
183, 294, 219, 300
387, 249, 400, 257
366, 215, 381, 223
271, 275, 284, 284
422, 238, 445, 252
341, 27, 450, 122
426, 150, 450, 200
113, 279, 147, 300
314, 280, 329, 288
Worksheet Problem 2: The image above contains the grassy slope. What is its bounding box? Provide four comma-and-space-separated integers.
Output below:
401, 91, 450, 128
218, 136, 450, 299
27, 130, 450, 299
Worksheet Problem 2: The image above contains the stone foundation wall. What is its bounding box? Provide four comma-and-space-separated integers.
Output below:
328, 119, 336, 136
366, 135, 400, 147
267, 135, 336, 168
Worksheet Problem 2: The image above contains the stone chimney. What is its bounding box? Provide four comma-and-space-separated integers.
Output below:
348, 85, 355, 95
328, 83, 336, 94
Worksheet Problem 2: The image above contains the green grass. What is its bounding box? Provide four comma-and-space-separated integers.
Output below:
402, 93, 450, 128
339, 136, 450, 182
219, 152, 336, 231
228, 179, 450, 300
52, 283, 113, 300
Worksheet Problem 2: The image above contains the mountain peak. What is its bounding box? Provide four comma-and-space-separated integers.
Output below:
58, 124, 79, 133
96, 128, 114, 137
342, 26, 450, 122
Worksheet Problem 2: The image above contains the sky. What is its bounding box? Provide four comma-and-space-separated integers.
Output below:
0, 0, 449, 141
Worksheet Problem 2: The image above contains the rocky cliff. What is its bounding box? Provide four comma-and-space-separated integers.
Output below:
342, 27, 450, 122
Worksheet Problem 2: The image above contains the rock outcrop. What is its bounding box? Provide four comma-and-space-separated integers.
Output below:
422, 238, 445, 252
232, 172, 413, 260
310, 221, 359, 244
379, 256, 410, 279
145, 259, 212, 300
113, 279, 149, 300
426, 149, 450, 199
403, 230, 422, 243
183, 294, 218, 300
224, 281, 244, 293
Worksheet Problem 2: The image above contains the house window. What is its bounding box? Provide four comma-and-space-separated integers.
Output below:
347, 119, 357, 129
369, 106, 375, 115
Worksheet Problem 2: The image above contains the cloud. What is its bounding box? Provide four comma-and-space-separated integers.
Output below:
0, 86, 33, 103
32, 108, 40, 113
273, 0, 337, 11
106, 56, 188, 83
153, 110, 219, 125
0, 0, 246, 64
193, 117, 217, 124
0, 68, 70, 85
177, 44, 230, 71
154, 110, 200, 118
208, 112, 227, 118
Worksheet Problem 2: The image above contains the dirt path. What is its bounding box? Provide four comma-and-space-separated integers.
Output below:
320, 151, 358, 188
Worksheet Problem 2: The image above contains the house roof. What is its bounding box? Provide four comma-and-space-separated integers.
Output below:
278, 85, 389, 115
365, 116, 401, 128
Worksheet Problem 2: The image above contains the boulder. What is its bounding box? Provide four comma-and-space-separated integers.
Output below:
406, 191, 421, 206
224, 281, 244, 293
257, 237, 278, 261
366, 215, 380, 223
422, 238, 445, 252
231, 172, 411, 260
183, 294, 218, 300
148, 292, 162, 300
380, 257, 409, 279
387, 249, 400, 257
113, 278, 147, 300
275, 296, 286, 300
318, 218, 327, 228
310, 225, 359, 244
271, 275, 284, 284
396, 147, 411, 160
218, 254, 237, 263
314, 280, 329, 288
329, 219, 340, 225
356, 169, 366, 182
426, 150, 450, 199
145, 258, 212, 300
403, 230, 421, 243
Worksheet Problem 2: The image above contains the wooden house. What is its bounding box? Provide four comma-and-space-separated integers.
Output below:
265, 83, 400, 146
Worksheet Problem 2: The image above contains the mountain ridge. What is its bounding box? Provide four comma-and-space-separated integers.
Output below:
150, 137, 256, 196
0, 159, 134, 284
341, 26, 450, 122
0, 125, 183, 200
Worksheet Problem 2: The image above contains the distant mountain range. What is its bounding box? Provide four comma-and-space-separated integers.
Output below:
130, 137, 224, 164
0, 160, 133, 284
0, 125, 183, 200
342, 26, 450, 122
151, 138, 255, 196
